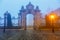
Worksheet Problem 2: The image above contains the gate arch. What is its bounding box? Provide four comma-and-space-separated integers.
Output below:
18, 2, 41, 30
26, 14, 34, 28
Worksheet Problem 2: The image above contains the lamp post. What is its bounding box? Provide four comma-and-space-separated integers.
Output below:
50, 15, 55, 33
4, 13, 7, 33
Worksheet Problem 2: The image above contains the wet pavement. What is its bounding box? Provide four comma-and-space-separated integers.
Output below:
0, 29, 60, 40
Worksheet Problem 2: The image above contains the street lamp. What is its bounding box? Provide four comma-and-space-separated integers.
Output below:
49, 14, 55, 33
50, 15, 55, 19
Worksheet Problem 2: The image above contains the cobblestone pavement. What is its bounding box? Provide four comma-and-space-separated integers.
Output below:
0, 29, 60, 40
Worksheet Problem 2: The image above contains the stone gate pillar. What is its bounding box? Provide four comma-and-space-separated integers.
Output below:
21, 13, 26, 30
34, 6, 41, 30
18, 6, 27, 30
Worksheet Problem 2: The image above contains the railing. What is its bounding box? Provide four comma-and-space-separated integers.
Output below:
0, 18, 18, 26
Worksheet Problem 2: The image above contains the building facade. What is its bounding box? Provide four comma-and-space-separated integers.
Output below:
45, 10, 60, 27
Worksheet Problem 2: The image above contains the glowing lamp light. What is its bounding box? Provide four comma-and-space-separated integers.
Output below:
50, 15, 55, 19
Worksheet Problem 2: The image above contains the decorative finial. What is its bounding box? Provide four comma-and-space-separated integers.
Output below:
36, 6, 39, 10
26, 2, 34, 10
29, 2, 31, 4
35, 6, 40, 12
21, 6, 24, 10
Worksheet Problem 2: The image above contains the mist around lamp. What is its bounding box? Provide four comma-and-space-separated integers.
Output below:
50, 15, 55, 19
49, 14, 56, 33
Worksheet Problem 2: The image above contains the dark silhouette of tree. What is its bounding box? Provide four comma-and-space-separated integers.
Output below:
7, 13, 12, 28
4, 11, 12, 28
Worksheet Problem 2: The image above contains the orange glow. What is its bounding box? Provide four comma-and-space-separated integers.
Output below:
50, 15, 55, 19
49, 13, 57, 20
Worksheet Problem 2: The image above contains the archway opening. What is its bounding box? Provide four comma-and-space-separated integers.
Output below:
26, 14, 34, 30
